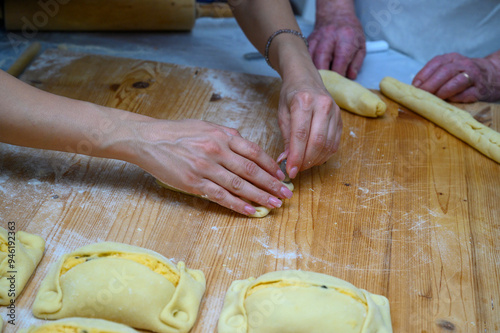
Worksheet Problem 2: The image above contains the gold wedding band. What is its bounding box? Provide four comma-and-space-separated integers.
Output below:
462, 72, 472, 85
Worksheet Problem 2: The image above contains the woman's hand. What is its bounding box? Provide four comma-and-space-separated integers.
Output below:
220, 0, 343, 178
277, 67, 343, 179
129, 119, 293, 216
412, 51, 500, 103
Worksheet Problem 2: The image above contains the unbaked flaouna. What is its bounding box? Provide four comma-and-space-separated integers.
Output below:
0, 227, 45, 305
218, 270, 392, 333
319, 69, 387, 118
32, 242, 206, 333
379, 77, 500, 163
19, 317, 139, 333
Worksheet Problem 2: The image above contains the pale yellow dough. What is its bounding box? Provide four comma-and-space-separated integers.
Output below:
32, 242, 206, 333
0, 227, 45, 305
19, 317, 139, 333
218, 270, 392, 333
156, 180, 294, 218
319, 69, 387, 118
380, 77, 500, 163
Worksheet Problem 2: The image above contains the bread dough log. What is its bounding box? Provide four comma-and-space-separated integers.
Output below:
218, 270, 392, 333
0, 227, 45, 305
319, 69, 387, 117
380, 77, 500, 163
32, 242, 206, 333
156, 180, 294, 218
19, 317, 140, 333
6, 42, 41, 77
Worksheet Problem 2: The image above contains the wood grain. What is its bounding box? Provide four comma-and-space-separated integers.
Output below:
0, 50, 498, 332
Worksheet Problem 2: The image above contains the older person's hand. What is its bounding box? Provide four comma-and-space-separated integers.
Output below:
308, 2, 366, 79
412, 51, 500, 103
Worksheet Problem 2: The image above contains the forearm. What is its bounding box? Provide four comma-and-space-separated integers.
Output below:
230, 0, 316, 80
0, 70, 148, 162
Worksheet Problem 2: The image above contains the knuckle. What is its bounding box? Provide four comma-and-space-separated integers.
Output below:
192, 157, 210, 171
227, 128, 241, 137
312, 133, 327, 148
268, 179, 282, 193
317, 95, 334, 111
245, 142, 262, 160
326, 138, 337, 153
207, 186, 226, 202
477, 84, 489, 99
230, 176, 245, 191
442, 53, 457, 62
457, 58, 472, 68
295, 91, 314, 110
254, 193, 268, 206
203, 140, 222, 155
338, 26, 359, 42
244, 160, 259, 177
182, 172, 199, 189
294, 126, 309, 142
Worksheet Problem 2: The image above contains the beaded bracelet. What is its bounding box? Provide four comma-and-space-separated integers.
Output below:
264, 29, 309, 69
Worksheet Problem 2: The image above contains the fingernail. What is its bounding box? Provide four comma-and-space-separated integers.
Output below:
414, 80, 422, 87
289, 166, 298, 179
281, 186, 293, 199
277, 169, 286, 181
268, 197, 283, 208
277, 152, 287, 163
244, 205, 256, 215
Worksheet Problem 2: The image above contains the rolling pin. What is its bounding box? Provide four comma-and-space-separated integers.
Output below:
3, 0, 233, 32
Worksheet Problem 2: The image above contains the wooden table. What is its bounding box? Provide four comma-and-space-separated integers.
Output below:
1, 50, 499, 332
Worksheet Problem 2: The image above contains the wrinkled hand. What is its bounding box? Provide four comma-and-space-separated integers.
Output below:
277, 72, 343, 179
132, 119, 292, 216
413, 52, 500, 103
308, 13, 366, 79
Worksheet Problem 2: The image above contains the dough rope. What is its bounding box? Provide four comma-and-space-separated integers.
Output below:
319, 69, 387, 118
380, 76, 500, 163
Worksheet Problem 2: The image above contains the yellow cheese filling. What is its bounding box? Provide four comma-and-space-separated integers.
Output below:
0, 241, 8, 253
0, 238, 8, 263
60, 252, 180, 286
246, 280, 367, 309
32, 325, 114, 333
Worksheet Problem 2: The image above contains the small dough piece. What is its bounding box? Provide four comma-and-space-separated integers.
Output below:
380, 77, 500, 163
32, 242, 206, 333
0, 227, 45, 305
19, 317, 139, 333
218, 270, 392, 333
319, 69, 387, 117
156, 180, 294, 218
